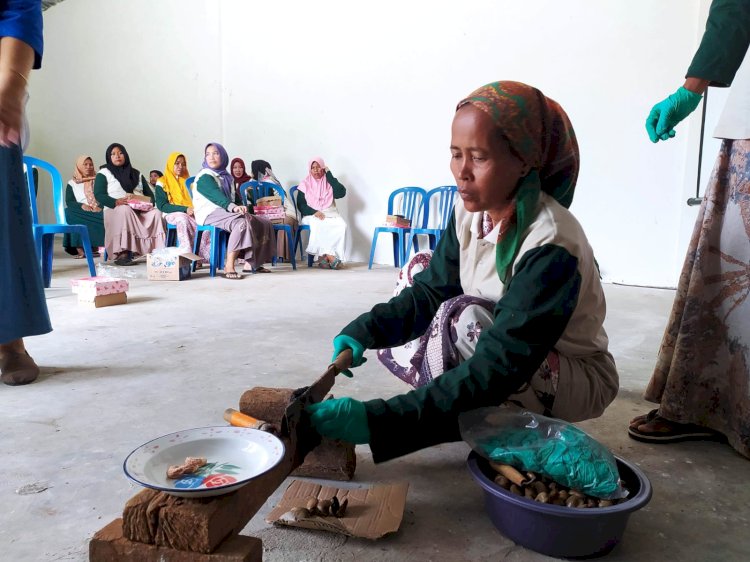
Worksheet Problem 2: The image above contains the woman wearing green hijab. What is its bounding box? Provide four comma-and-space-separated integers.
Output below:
308, 81, 618, 462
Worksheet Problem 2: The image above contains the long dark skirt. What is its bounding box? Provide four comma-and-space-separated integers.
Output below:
0, 144, 51, 343
63, 206, 104, 255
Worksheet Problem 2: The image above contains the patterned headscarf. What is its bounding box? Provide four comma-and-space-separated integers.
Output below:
72, 155, 98, 208
160, 152, 192, 207
105, 143, 141, 193
201, 142, 233, 198
456, 81, 579, 281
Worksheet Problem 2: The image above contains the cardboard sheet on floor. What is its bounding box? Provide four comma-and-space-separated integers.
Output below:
266, 479, 409, 539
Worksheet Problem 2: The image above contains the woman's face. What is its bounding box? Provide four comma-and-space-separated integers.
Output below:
110, 146, 126, 166
83, 158, 94, 177
149, 171, 160, 185
450, 104, 526, 220
173, 155, 186, 177
310, 161, 324, 180
205, 145, 221, 169
232, 161, 244, 178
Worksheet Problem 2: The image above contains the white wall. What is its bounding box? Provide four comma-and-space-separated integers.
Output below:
29, 0, 710, 285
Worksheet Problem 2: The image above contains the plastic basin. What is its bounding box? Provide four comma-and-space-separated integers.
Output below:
467, 451, 652, 558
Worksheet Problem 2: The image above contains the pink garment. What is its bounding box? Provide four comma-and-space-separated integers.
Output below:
297, 157, 333, 211
165, 212, 211, 263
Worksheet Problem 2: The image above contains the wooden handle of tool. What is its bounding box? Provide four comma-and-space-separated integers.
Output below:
329, 348, 353, 376
224, 408, 272, 431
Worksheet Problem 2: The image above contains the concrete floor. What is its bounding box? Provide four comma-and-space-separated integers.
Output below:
2, 252, 750, 561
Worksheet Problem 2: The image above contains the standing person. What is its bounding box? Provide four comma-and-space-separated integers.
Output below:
251, 159, 298, 262
306, 81, 618, 460
0, 0, 49, 386
230, 157, 251, 204
94, 143, 166, 266
153, 152, 210, 263
62, 155, 103, 258
629, 0, 750, 458
192, 142, 275, 279
297, 157, 348, 269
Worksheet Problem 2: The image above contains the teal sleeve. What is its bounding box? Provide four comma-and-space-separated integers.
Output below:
141, 178, 155, 201
297, 190, 316, 217
326, 170, 347, 199
196, 174, 232, 209
154, 185, 188, 214
65, 185, 82, 209
340, 212, 463, 348
362, 244, 582, 463
686, 0, 750, 86
94, 173, 116, 209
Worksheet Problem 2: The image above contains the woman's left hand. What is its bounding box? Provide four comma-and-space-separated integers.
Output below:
186, 207, 194, 216
232, 205, 248, 214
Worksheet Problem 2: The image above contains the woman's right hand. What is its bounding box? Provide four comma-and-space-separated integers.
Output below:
232, 205, 248, 214
314, 211, 325, 220
115, 197, 129, 206
0, 69, 27, 147
186, 207, 194, 217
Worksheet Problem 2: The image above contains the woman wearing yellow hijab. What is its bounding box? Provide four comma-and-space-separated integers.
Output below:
154, 152, 210, 262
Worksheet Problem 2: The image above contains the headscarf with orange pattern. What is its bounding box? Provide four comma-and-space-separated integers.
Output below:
456, 81, 579, 281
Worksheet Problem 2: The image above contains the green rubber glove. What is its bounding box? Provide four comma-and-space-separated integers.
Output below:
307, 397, 371, 444
331, 334, 367, 378
645, 86, 702, 143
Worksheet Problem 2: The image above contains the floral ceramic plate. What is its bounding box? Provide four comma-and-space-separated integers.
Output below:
123, 426, 285, 498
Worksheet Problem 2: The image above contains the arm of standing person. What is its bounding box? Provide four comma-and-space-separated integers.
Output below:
65, 183, 83, 210
93, 172, 119, 209
326, 169, 346, 199
646, 0, 750, 142
153, 184, 187, 214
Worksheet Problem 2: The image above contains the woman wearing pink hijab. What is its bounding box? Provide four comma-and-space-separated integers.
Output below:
296, 157, 348, 269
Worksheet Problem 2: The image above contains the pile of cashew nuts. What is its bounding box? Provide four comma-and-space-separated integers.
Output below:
490, 462, 622, 508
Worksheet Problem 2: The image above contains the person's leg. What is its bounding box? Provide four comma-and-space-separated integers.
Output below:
0, 144, 51, 385
224, 250, 241, 279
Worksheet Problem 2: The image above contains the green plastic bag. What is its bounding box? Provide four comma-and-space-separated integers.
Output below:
459, 408, 627, 499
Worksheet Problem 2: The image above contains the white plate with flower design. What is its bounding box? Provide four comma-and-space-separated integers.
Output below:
123, 426, 285, 498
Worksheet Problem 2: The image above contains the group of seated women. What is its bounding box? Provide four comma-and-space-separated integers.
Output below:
63, 143, 349, 277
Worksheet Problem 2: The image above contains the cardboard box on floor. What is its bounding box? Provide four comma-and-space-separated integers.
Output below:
266, 479, 409, 539
80, 292, 128, 308
147, 250, 202, 281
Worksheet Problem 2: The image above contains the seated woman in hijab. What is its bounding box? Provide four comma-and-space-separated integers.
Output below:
94, 143, 166, 266
153, 152, 210, 264
306, 81, 619, 462
297, 157, 347, 269
63, 155, 103, 258
230, 157, 252, 205
193, 142, 275, 279
250, 159, 298, 262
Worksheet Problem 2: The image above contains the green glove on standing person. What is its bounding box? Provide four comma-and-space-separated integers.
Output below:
307, 397, 371, 444
331, 334, 367, 378
645, 86, 703, 143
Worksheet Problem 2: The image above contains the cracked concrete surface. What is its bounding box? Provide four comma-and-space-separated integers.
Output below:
1, 252, 749, 561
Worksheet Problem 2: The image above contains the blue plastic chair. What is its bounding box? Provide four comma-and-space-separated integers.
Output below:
23, 156, 97, 287
368, 187, 427, 269
241, 180, 296, 270
192, 224, 228, 278
405, 185, 458, 260
289, 185, 314, 267
166, 175, 195, 247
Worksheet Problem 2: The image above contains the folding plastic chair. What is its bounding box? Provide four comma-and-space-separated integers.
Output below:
405, 185, 458, 259
23, 156, 97, 287
368, 186, 426, 268
289, 185, 314, 267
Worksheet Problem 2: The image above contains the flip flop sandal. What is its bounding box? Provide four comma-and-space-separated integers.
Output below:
255, 266, 272, 273
223, 271, 243, 280
73, 254, 85, 260
628, 417, 724, 444
114, 256, 136, 266
629, 408, 659, 430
